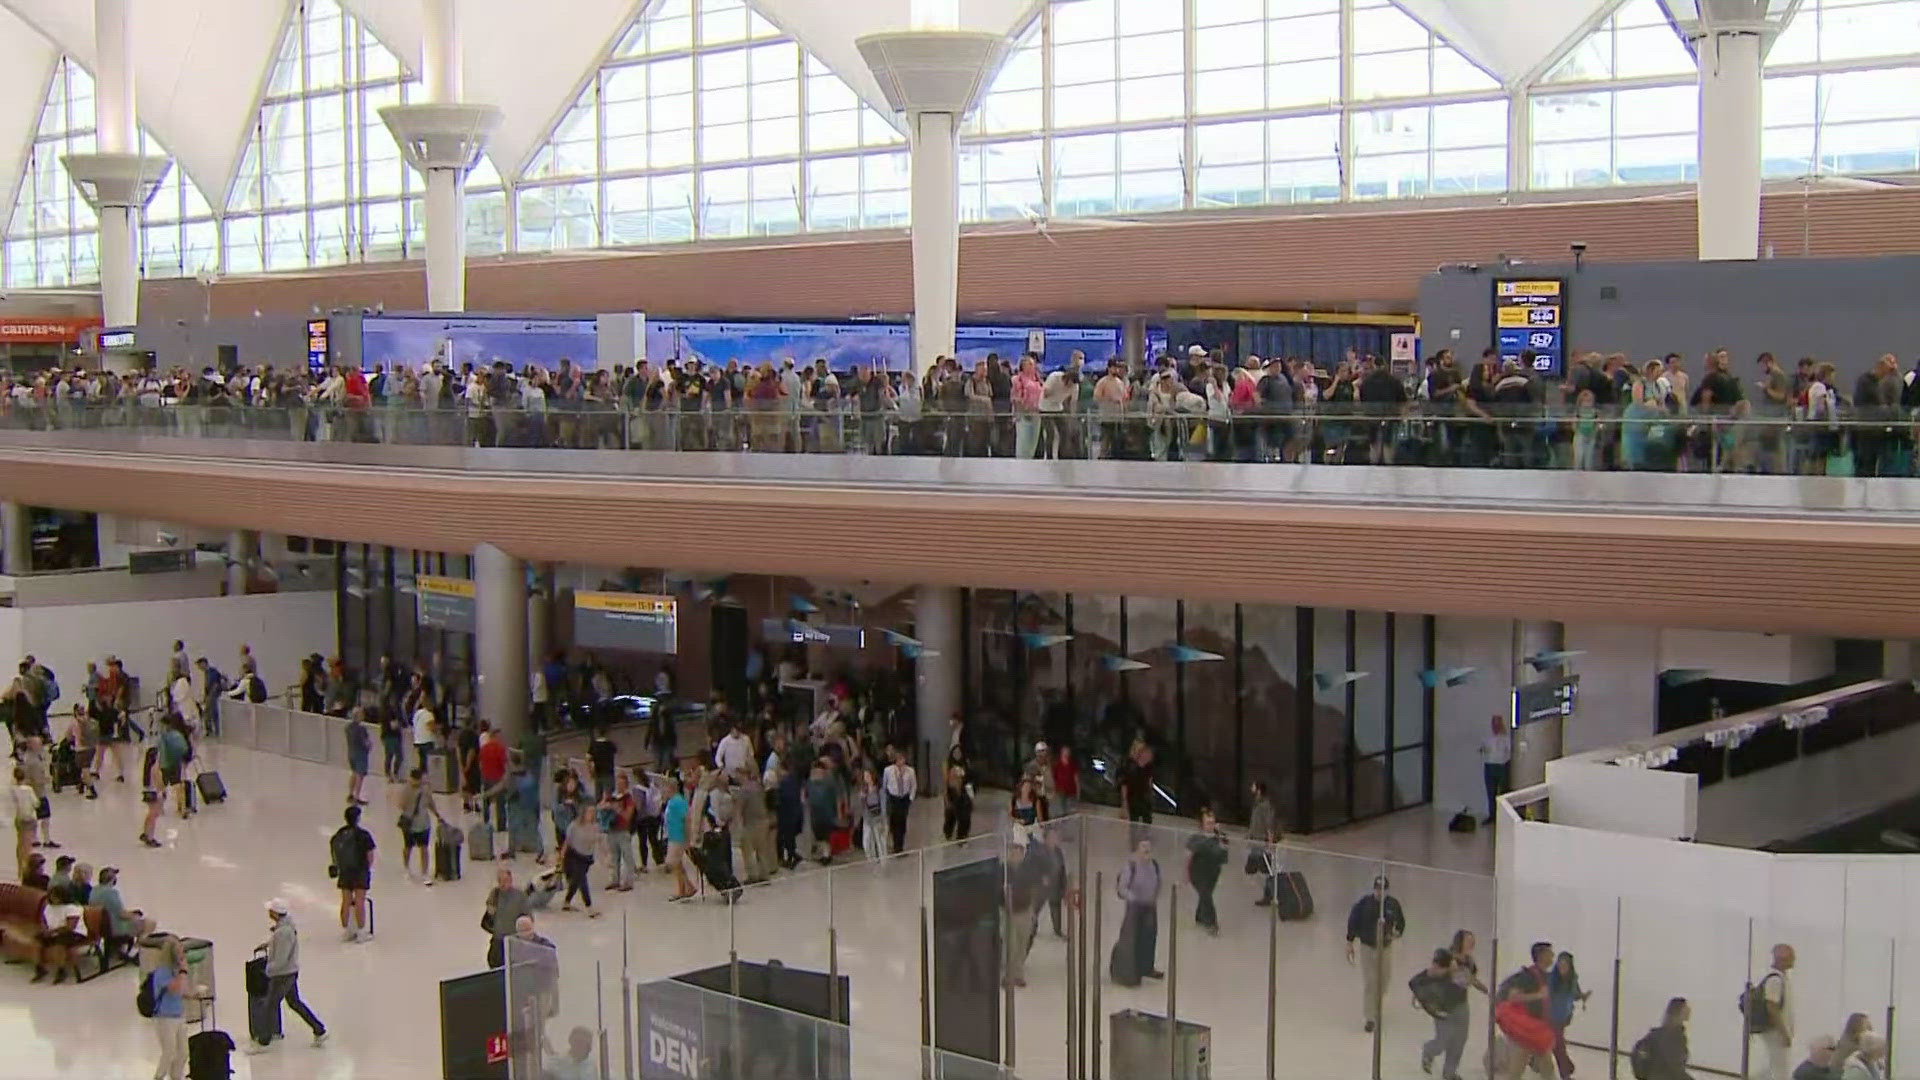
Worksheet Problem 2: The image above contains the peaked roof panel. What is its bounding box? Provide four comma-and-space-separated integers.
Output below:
0, 0, 290, 208
1395, 0, 1619, 87
0, 6, 59, 230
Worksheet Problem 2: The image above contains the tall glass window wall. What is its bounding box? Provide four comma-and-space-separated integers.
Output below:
961, 590, 1435, 831
11, 0, 1920, 282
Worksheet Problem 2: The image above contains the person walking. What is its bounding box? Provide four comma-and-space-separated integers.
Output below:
146, 934, 192, 1080
1004, 841, 1047, 987
410, 700, 438, 776
483, 867, 531, 968
1419, 930, 1487, 1080
1548, 951, 1591, 1077
857, 768, 885, 861
942, 746, 973, 841
1345, 875, 1407, 1033
882, 747, 916, 855
247, 898, 327, 1053
1496, 942, 1557, 1079
379, 707, 405, 782
1185, 807, 1229, 935
734, 766, 774, 884
559, 804, 603, 917
328, 805, 376, 942
773, 755, 804, 871
1413, 949, 1470, 1080
1633, 997, 1694, 1080
1752, 944, 1797, 1080
1113, 840, 1164, 984
663, 773, 695, 900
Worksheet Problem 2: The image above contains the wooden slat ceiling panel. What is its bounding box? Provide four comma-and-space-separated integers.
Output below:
143, 189, 1920, 322
7, 451, 1919, 638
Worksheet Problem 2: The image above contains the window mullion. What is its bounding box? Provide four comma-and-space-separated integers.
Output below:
1040, 1, 1055, 218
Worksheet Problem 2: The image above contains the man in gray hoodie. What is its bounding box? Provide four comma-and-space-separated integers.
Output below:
248, 898, 327, 1053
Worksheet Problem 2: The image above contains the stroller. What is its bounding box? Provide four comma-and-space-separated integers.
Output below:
686, 828, 742, 896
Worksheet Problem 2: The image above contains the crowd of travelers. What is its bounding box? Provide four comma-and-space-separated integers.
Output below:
5, 344, 1919, 474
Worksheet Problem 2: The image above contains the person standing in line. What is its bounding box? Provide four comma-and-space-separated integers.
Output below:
599, 772, 638, 892
344, 708, 372, 806
715, 718, 752, 780
157, 717, 191, 819
1345, 875, 1407, 1033
410, 699, 438, 776
378, 706, 405, 783
1754, 944, 1797, 1080
397, 767, 441, 885
586, 725, 618, 799
1185, 807, 1229, 936
10, 765, 37, 878
1480, 715, 1511, 824
328, 805, 375, 942
147, 934, 192, 1080
246, 898, 327, 1053
137, 743, 165, 849
857, 768, 885, 862
774, 753, 804, 871
882, 747, 915, 855
477, 721, 508, 833
1116, 840, 1164, 982
734, 766, 774, 884
805, 759, 846, 866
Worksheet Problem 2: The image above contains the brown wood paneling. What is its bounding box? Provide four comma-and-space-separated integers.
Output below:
5, 447, 1919, 638
143, 188, 1920, 324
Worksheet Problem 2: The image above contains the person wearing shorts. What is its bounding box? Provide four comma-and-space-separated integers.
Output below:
398, 769, 438, 884
329, 805, 376, 942
662, 776, 693, 901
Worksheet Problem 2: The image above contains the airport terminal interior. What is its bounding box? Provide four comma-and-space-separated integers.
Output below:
6, 1, 1920, 1079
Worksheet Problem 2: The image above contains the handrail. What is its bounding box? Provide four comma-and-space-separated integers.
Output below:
1561, 678, 1897, 768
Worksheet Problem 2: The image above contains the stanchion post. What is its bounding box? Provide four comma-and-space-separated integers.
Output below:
1093, 871, 1104, 1080
596, 960, 609, 1080
1168, 882, 1179, 1080
1267, 863, 1278, 1080
729, 891, 740, 999
1372, 882, 1387, 1080
920, 898, 933, 1080
621, 974, 635, 1080
1887, 939, 1898, 1079
1004, 869, 1017, 1071
1608, 897, 1622, 1080
1740, 919, 1754, 1080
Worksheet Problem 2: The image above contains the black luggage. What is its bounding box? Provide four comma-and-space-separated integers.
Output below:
689, 830, 741, 893
1109, 906, 1141, 987
50, 742, 80, 792
1274, 870, 1313, 921
196, 771, 227, 804
244, 949, 281, 1046
434, 823, 463, 882
187, 1028, 235, 1079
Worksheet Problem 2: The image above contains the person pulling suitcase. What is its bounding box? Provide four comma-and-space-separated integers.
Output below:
244, 898, 327, 1055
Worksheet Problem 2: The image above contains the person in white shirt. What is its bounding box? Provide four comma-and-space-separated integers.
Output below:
715, 721, 752, 778
1478, 715, 1510, 824
881, 748, 917, 855
11, 766, 38, 879
411, 705, 438, 775
1756, 943, 1796, 1080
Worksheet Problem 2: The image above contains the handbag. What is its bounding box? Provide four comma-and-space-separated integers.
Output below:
1245, 850, 1265, 875
1495, 999, 1556, 1054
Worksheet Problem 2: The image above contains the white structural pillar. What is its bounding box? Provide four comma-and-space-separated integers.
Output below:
858, 27, 1011, 377
914, 585, 962, 760
62, 0, 169, 329
227, 529, 260, 596
475, 543, 529, 740
1679, 1, 1797, 261
1, 502, 29, 575
381, 0, 500, 313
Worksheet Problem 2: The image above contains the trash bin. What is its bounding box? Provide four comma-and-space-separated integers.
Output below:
1109, 1008, 1211, 1080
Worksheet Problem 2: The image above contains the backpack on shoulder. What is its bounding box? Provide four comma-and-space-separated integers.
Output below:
1738, 973, 1780, 1034
136, 973, 157, 1018
1629, 1029, 1658, 1080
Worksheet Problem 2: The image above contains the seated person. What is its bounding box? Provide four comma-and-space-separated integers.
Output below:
45, 856, 75, 900
91, 867, 149, 962
21, 852, 49, 891
48, 861, 92, 905
33, 900, 86, 984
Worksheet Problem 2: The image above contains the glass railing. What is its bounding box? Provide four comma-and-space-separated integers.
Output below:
4, 400, 1920, 477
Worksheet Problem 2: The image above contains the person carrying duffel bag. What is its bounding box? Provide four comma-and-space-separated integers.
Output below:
1493, 942, 1559, 1078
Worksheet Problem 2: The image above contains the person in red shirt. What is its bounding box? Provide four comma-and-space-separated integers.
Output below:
478, 723, 509, 833
1050, 745, 1079, 814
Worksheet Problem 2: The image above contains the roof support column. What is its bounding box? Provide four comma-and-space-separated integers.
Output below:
63, 0, 168, 330
382, 0, 500, 313
475, 542, 529, 741
858, 27, 1011, 378
1696, 26, 1764, 260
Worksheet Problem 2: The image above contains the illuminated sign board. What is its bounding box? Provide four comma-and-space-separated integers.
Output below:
307, 318, 331, 376
416, 575, 476, 633
575, 592, 679, 654
1492, 279, 1566, 376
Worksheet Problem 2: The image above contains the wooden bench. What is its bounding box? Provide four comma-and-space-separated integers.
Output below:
0, 882, 120, 982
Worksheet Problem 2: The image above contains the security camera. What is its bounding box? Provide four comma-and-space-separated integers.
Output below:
1569, 242, 1587, 254
156, 531, 178, 547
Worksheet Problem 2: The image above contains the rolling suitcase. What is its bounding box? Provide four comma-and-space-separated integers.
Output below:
186, 999, 235, 1080
50, 742, 80, 792
468, 818, 495, 861
1274, 870, 1313, 921
434, 823, 463, 882
244, 948, 281, 1046
196, 770, 227, 804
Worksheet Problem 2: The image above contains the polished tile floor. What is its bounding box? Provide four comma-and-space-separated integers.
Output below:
0, 740, 1600, 1080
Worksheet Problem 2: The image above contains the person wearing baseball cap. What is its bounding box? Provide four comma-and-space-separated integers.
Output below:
248, 898, 327, 1053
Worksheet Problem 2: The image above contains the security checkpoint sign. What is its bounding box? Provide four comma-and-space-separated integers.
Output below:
1492, 278, 1566, 377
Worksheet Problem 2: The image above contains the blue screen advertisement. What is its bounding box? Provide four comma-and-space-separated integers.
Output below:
954, 325, 1121, 372
359, 315, 600, 372
647, 320, 912, 373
